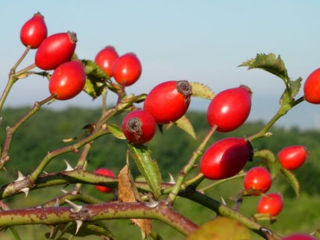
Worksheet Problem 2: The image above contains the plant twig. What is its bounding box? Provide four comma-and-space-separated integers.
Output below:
0, 95, 55, 170
167, 125, 217, 202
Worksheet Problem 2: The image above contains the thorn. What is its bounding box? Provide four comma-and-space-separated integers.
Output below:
15, 171, 25, 182
168, 173, 176, 184
64, 160, 74, 171
145, 200, 159, 208
265, 132, 272, 137
20, 187, 30, 197
65, 199, 82, 213
54, 198, 59, 207
75, 220, 83, 235
61, 189, 68, 194
220, 196, 227, 205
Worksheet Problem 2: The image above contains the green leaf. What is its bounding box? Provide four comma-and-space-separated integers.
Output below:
289, 77, 302, 99
170, 115, 196, 139
281, 168, 300, 198
187, 216, 251, 240
81, 59, 110, 99
129, 144, 162, 199
239, 53, 289, 81
108, 123, 126, 140
190, 82, 214, 100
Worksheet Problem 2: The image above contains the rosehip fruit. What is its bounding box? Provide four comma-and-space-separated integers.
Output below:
244, 166, 272, 195
49, 61, 86, 100
278, 145, 307, 170
207, 86, 252, 132
143, 80, 192, 124
200, 137, 252, 180
95, 46, 119, 77
20, 12, 47, 49
122, 110, 156, 144
257, 193, 283, 216
112, 53, 142, 86
94, 168, 116, 193
282, 234, 318, 240
304, 68, 320, 104
35, 32, 77, 70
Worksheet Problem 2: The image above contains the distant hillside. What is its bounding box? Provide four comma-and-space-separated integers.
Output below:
0, 107, 319, 195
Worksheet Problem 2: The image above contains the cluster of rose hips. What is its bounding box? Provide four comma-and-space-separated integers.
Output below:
19, 12, 320, 240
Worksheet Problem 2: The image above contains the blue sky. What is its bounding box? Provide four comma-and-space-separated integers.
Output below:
0, 1, 320, 129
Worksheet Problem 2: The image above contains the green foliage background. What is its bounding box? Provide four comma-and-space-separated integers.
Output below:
0, 107, 319, 239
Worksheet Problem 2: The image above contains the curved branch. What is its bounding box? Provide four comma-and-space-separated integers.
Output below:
0, 201, 197, 236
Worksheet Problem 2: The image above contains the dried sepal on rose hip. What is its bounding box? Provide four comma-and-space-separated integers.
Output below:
94, 168, 116, 193
121, 110, 156, 144
20, 12, 47, 49
95, 46, 119, 77
257, 192, 283, 217
143, 80, 192, 124
207, 85, 252, 132
35, 31, 77, 70
243, 166, 272, 195
112, 53, 142, 86
278, 145, 307, 170
200, 137, 253, 180
49, 61, 86, 100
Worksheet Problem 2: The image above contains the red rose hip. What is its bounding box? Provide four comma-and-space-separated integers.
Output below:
112, 53, 142, 86
122, 110, 156, 144
35, 32, 77, 70
95, 46, 119, 77
144, 80, 192, 124
244, 166, 272, 195
278, 145, 307, 170
94, 168, 116, 193
49, 61, 86, 100
282, 234, 318, 240
200, 137, 252, 180
20, 12, 47, 49
207, 86, 252, 132
304, 68, 320, 104
257, 193, 283, 216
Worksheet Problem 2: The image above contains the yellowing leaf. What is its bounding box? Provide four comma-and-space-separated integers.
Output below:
187, 216, 251, 240
108, 123, 126, 140
174, 115, 196, 139
190, 82, 214, 100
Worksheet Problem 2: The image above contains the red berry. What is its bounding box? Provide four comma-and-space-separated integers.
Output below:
257, 193, 283, 217
244, 166, 272, 195
304, 68, 320, 104
20, 12, 47, 49
49, 61, 86, 100
207, 86, 252, 132
278, 145, 307, 170
143, 80, 192, 124
35, 32, 77, 70
122, 110, 156, 144
94, 168, 116, 193
112, 53, 142, 86
95, 46, 119, 77
200, 137, 252, 180
282, 234, 318, 240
